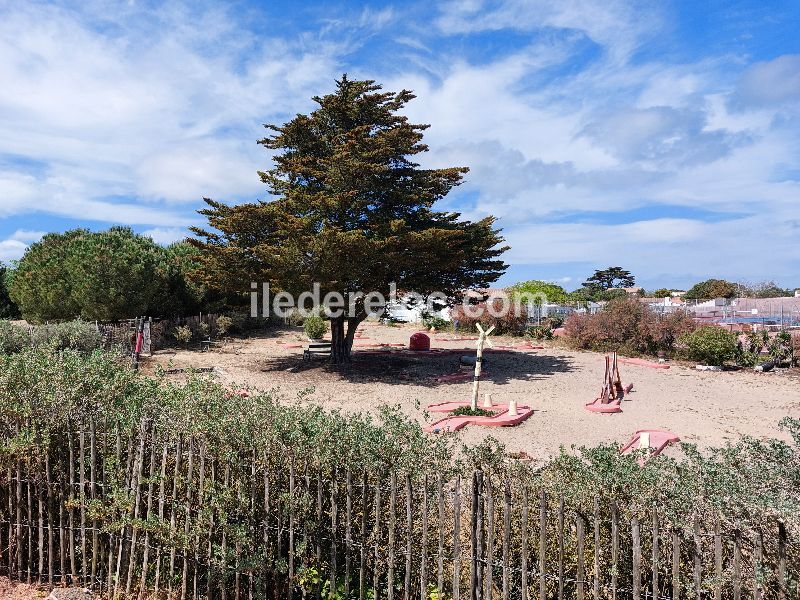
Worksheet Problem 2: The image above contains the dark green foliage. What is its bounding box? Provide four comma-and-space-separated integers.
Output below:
191, 76, 507, 362
0, 262, 20, 318
582, 266, 635, 291
10, 228, 207, 322
303, 314, 327, 339
421, 312, 450, 331
684, 278, 738, 300
681, 326, 738, 365
450, 406, 495, 417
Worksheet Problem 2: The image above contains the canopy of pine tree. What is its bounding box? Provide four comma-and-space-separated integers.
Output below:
191, 76, 508, 362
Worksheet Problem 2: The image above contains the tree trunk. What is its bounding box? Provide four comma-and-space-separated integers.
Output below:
329, 317, 362, 364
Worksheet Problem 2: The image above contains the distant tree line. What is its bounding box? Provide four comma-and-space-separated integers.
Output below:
505, 268, 796, 305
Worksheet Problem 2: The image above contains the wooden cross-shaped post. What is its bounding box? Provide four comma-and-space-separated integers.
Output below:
471, 323, 495, 410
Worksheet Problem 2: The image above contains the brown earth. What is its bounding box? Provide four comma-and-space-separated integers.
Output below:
143, 322, 800, 461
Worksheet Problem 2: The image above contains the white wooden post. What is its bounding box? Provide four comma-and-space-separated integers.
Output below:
471, 324, 495, 411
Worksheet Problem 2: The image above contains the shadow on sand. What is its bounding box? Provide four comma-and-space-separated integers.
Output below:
258, 348, 575, 387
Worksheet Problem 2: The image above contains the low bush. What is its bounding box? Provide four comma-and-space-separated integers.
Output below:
303, 314, 327, 339
0, 320, 28, 354
0, 348, 797, 595
525, 325, 553, 340
681, 326, 738, 366
422, 312, 450, 331
451, 299, 528, 335
0, 319, 102, 354
216, 315, 234, 336
564, 297, 696, 356
173, 324, 193, 346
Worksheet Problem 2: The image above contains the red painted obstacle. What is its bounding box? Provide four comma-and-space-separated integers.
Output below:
620, 429, 680, 462
425, 402, 533, 433
585, 353, 632, 414
618, 357, 670, 369
409, 332, 431, 351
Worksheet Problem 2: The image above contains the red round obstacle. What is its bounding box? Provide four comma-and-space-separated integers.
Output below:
409, 332, 431, 351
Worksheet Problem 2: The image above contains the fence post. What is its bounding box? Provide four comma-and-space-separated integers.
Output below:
778, 522, 787, 600
611, 503, 619, 600
557, 497, 564, 600
484, 478, 494, 600
521, 488, 529, 600
693, 518, 702, 600
593, 499, 600, 600
469, 471, 481, 600
631, 516, 641, 600
539, 490, 546, 600
388, 471, 396, 598
502, 480, 511, 600
452, 475, 461, 600
672, 530, 681, 600
405, 474, 413, 600
652, 511, 660, 600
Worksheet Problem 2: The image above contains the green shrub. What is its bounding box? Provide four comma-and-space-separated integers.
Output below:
173, 324, 193, 346
525, 325, 553, 340
0, 320, 29, 354
422, 313, 450, 331
303, 314, 327, 339
52, 319, 103, 352
681, 326, 738, 366
0, 319, 101, 354
216, 315, 234, 336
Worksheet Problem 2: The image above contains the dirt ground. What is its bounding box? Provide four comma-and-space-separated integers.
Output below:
144, 322, 800, 460
0, 577, 44, 599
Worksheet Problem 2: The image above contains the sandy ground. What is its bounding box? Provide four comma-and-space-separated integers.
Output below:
144, 322, 800, 460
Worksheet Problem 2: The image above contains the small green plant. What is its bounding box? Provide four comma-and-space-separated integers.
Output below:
681, 326, 738, 366
285, 308, 306, 327
216, 315, 234, 336
303, 314, 327, 340
197, 322, 210, 340
451, 406, 495, 417
173, 324, 193, 347
525, 325, 553, 340
422, 312, 450, 331
769, 330, 793, 364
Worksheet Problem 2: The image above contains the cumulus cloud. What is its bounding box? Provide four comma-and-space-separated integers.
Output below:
141, 227, 189, 246
734, 54, 800, 108
0, 229, 46, 263
0, 1, 342, 225
0, 1, 797, 288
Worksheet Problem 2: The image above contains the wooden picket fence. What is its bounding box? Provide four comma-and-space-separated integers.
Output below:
0, 419, 796, 599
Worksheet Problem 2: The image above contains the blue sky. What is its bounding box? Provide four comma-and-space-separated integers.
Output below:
1, 0, 799, 291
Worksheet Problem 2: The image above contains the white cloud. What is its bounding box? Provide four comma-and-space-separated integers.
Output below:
0, 1, 343, 225
9, 230, 46, 243
0, 1, 797, 287
141, 227, 188, 246
735, 54, 800, 108
435, 0, 663, 63
0, 229, 46, 263
0, 239, 27, 263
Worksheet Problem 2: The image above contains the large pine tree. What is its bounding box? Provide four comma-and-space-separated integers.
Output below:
191, 76, 507, 363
